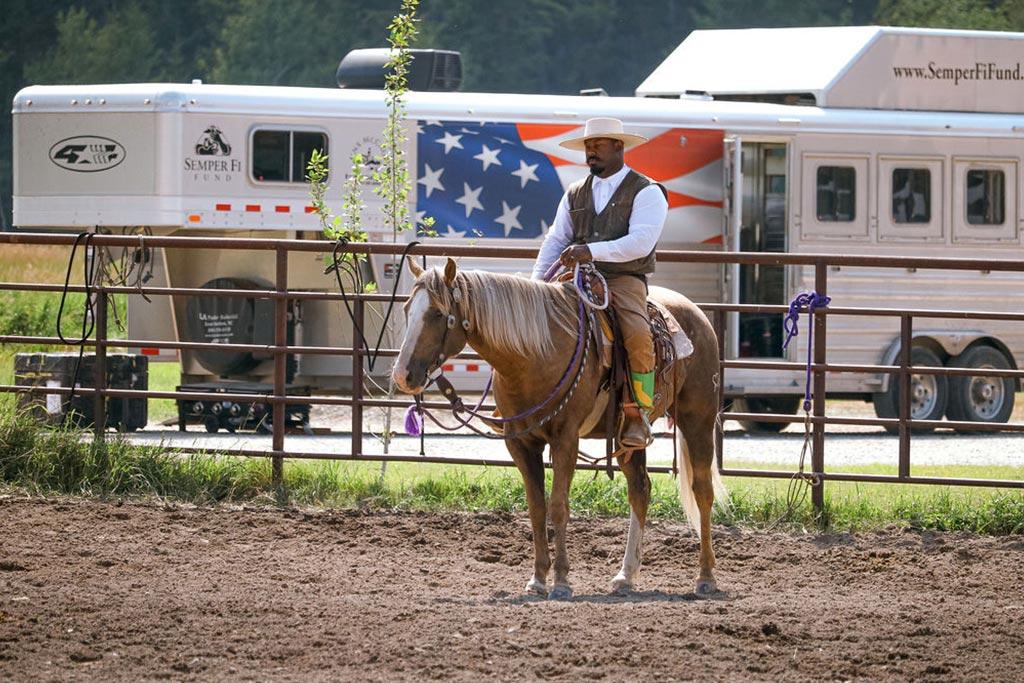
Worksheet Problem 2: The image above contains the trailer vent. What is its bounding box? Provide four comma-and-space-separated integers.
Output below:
336, 48, 462, 91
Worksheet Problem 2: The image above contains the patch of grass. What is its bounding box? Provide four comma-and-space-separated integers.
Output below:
0, 424, 269, 505
1, 404, 1022, 534
147, 361, 180, 424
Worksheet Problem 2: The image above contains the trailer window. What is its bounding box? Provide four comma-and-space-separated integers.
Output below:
966, 169, 1005, 225
891, 168, 931, 224
816, 166, 856, 221
252, 129, 328, 183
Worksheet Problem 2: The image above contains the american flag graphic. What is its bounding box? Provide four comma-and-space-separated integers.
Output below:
416, 120, 726, 244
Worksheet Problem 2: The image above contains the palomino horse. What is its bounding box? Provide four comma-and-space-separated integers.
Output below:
392, 258, 724, 599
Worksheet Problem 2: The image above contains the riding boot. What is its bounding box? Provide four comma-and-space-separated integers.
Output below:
620, 371, 655, 449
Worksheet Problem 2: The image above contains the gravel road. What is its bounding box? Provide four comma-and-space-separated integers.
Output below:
123, 399, 1024, 470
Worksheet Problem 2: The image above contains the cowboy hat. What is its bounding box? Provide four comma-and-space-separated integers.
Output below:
559, 117, 648, 151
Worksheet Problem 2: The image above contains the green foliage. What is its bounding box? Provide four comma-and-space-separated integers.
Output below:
307, 149, 368, 245
307, 149, 373, 291
1, 398, 1023, 533
874, 0, 1012, 29
0, 293, 58, 338
23, 5, 161, 84
211, 0, 398, 86
8, 0, 1024, 232
375, 0, 419, 239
693, 0, 862, 30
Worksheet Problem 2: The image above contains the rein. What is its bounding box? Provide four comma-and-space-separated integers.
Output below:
407, 266, 599, 440
419, 297, 591, 441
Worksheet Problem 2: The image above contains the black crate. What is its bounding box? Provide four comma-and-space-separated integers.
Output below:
176, 381, 311, 433
14, 353, 148, 431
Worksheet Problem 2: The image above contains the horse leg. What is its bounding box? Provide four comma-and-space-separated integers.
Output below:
506, 438, 550, 595
611, 448, 650, 594
547, 440, 578, 600
679, 415, 719, 595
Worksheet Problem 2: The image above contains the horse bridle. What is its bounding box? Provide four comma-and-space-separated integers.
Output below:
418, 275, 593, 440
423, 276, 471, 382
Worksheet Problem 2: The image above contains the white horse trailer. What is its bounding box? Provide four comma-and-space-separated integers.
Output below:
12, 25, 1024, 429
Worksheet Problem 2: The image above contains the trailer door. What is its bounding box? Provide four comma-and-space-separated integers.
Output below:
723, 137, 742, 358
735, 141, 788, 359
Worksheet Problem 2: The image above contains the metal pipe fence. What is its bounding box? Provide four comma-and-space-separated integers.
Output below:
1, 231, 1023, 516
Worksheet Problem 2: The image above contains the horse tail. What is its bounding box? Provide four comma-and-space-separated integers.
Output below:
674, 426, 729, 536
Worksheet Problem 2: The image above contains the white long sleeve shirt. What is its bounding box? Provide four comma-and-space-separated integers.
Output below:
532, 165, 669, 279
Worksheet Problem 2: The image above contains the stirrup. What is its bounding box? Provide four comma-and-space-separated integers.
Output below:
618, 404, 654, 449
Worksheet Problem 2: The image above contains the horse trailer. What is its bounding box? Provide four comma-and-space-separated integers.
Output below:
12, 25, 1024, 430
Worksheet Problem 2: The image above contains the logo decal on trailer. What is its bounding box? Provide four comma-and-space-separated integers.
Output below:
195, 126, 232, 156
49, 136, 126, 172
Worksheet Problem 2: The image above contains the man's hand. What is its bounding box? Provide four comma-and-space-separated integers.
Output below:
559, 244, 593, 268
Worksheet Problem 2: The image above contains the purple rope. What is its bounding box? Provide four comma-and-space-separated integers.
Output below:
782, 292, 831, 411
406, 261, 590, 438
542, 261, 564, 282
453, 297, 587, 425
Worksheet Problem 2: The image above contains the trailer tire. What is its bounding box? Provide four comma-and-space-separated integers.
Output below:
733, 396, 800, 433
944, 345, 1014, 432
872, 345, 946, 434
185, 277, 267, 377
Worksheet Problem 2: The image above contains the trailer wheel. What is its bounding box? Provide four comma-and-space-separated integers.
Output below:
945, 345, 1014, 432
732, 396, 800, 433
872, 345, 946, 434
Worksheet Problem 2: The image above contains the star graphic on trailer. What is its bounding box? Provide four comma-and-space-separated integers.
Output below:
435, 131, 464, 154
455, 183, 484, 218
473, 145, 502, 171
511, 160, 540, 189
418, 164, 445, 197
495, 201, 523, 237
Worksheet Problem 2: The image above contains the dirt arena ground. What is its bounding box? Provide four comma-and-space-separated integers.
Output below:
1, 495, 1023, 682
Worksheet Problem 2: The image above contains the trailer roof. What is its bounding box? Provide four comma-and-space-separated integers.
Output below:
637, 26, 1024, 114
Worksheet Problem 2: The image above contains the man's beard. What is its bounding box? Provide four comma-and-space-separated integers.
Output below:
588, 161, 604, 176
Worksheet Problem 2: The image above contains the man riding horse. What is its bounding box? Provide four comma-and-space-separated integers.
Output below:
532, 117, 669, 448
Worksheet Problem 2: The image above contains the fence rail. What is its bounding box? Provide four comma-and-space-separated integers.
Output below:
2, 231, 1023, 514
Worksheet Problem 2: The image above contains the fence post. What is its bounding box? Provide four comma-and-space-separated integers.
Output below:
93, 288, 108, 441
352, 296, 364, 458
271, 246, 287, 486
898, 314, 913, 479
811, 261, 828, 519
714, 308, 725, 471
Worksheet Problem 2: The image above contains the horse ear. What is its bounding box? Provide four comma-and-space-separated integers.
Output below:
408, 257, 424, 278
444, 257, 458, 286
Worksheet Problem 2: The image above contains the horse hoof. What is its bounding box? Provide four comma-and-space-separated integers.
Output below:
695, 579, 717, 596
547, 584, 573, 601
610, 575, 634, 594
525, 578, 547, 596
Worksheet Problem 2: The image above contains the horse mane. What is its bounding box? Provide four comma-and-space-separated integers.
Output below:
418, 267, 579, 357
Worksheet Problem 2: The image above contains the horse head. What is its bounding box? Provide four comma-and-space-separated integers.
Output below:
392, 257, 469, 394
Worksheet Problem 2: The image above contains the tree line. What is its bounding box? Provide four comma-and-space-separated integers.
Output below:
4, 0, 1024, 228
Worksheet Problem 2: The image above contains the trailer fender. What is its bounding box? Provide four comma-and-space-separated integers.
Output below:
877, 332, 1018, 393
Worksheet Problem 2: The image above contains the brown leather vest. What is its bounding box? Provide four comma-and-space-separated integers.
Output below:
567, 170, 664, 276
